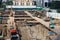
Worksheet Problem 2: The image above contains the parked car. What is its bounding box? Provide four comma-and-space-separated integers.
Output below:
11, 32, 18, 40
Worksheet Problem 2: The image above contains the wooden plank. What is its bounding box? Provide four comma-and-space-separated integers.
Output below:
24, 11, 57, 35
14, 15, 30, 16
14, 18, 33, 19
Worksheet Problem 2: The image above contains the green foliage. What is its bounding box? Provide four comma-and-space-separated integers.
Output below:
2, 0, 13, 8
48, 10, 52, 12
50, 1, 60, 9
0, 0, 2, 8
7, 1, 13, 5
50, 2, 56, 9
57, 9, 60, 13
33, 1, 36, 5
2, 2, 6, 8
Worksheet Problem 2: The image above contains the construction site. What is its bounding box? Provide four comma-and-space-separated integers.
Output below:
0, 0, 60, 40
0, 8, 60, 40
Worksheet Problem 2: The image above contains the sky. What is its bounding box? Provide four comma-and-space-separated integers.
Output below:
34, 0, 48, 2
44, 0, 48, 2
2, 0, 48, 2
2, 0, 6, 2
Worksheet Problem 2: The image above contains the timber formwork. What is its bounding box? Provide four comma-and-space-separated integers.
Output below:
0, 10, 57, 40
0, 11, 9, 35
14, 11, 57, 40
1, 11, 10, 24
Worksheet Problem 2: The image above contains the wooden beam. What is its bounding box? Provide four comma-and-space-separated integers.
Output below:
24, 11, 57, 35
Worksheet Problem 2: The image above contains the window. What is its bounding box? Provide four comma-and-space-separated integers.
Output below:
26, 2, 30, 6
22, 3, 24, 6
15, 2, 17, 5
33, 1, 36, 5
21, 3, 24, 6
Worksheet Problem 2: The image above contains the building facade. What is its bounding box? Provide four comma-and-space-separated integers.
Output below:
33, 0, 42, 7
12, 0, 43, 7
3, 0, 43, 7
13, 0, 33, 6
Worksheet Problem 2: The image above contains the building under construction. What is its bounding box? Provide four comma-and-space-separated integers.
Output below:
0, 9, 58, 40
0, 0, 58, 40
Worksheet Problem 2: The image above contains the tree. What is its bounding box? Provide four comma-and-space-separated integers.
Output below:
57, 9, 60, 13
2, 2, 6, 11
7, 1, 13, 5
50, 1, 60, 9
33, 1, 37, 5
2, 2, 6, 8
0, 0, 2, 8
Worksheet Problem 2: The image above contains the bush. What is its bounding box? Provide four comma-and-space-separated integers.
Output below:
50, 1, 60, 9
48, 10, 52, 12
57, 9, 60, 13
2, 2, 6, 8
6, 1, 13, 5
